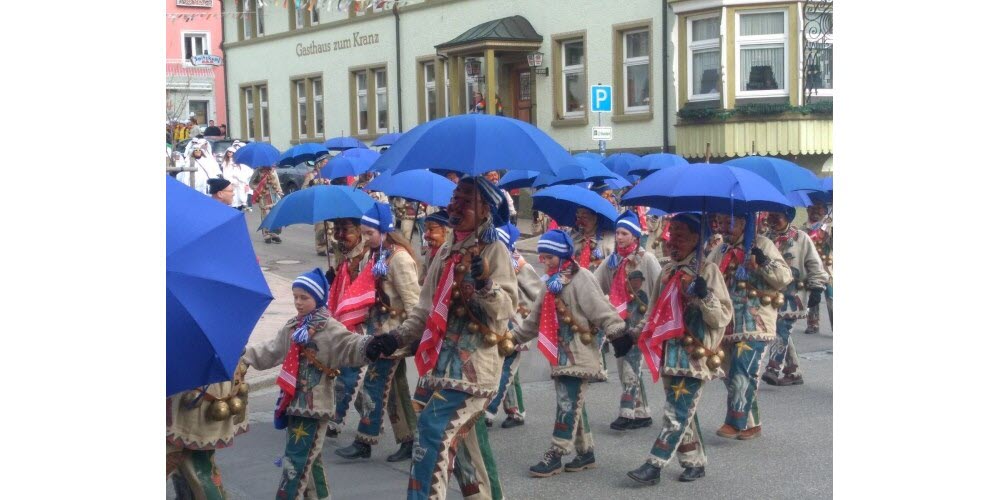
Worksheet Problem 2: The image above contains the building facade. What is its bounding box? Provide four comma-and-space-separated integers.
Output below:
167, 0, 228, 127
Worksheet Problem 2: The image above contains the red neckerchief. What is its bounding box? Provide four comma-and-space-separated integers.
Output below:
579, 239, 592, 269
415, 253, 462, 376
274, 312, 315, 422
719, 246, 745, 277
609, 242, 639, 318
538, 260, 573, 365
251, 172, 270, 204
328, 257, 377, 332
638, 272, 686, 382
772, 225, 797, 250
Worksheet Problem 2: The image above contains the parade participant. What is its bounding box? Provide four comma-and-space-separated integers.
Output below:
510, 229, 629, 477
323, 217, 373, 438
485, 170, 517, 220
357, 172, 389, 203
484, 222, 542, 429
704, 214, 725, 258
303, 154, 335, 256
240, 268, 388, 500
419, 210, 451, 285
393, 197, 419, 243
646, 211, 666, 253
371, 175, 517, 500
570, 207, 615, 273
207, 178, 235, 207
220, 146, 253, 211
594, 210, 662, 430
706, 212, 792, 440
625, 214, 733, 486
334, 202, 421, 462
177, 137, 222, 195
251, 165, 284, 244
593, 183, 621, 213
802, 201, 833, 334
761, 208, 829, 386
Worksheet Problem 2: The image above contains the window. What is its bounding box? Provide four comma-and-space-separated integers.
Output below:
804, 9, 833, 95
689, 16, 721, 99
351, 66, 389, 138
243, 87, 254, 140
291, 4, 320, 30
241, 83, 268, 141
239, 0, 262, 41
375, 69, 388, 133
623, 30, 650, 112
463, 57, 482, 113
356, 71, 368, 132
292, 76, 324, 141
736, 11, 787, 96
259, 86, 270, 141
183, 33, 208, 61
424, 63, 438, 121
311, 7, 320, 25
562, 39, 585, 117
189, 100, 209, 126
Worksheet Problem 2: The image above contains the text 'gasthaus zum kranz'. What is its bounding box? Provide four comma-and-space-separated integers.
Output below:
296, 32, 380, 57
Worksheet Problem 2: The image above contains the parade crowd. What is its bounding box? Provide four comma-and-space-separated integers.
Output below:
167, 139, 833, 500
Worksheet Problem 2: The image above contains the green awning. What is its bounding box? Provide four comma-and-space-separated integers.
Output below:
435, 15, 542, 52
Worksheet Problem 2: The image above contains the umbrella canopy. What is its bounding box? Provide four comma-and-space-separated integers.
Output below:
370, 114, 570, 177
365, 170, 457, 207
278, 143, 328, 167
259, 184, 376, 230
724, 156, 822, 195
533, 157, 618, 188
532, 184, 619, 232
499, 169, 539, 190
324, 136, 368, 151
373, 132, 403, 147
621, 162, 792, 214
602, 153, 641, 178
320, 155, 372, 180
166, 177, 273, 396
821, 177, 832, 193
574, 152, 604, 161
603, 172, 634, 189
630, 153, 689, 177
233, 142, 281, 169
340, 147, 380, 164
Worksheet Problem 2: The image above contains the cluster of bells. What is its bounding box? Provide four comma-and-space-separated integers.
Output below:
450, 298, 517, 357
182, 382, 250, 422
680, 335, 726, 370
810, 234, 834, 268
378, 304, 408, 319
556, 300, 598, 346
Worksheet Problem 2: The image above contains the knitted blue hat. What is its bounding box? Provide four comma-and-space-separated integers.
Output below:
293, 268, 329, 307
671, 212, 701, 235
495, 222, 520, 252
465, 175, 510, 226
616, 209, 641, 238
538, 229, 574, 259
783, 206, 797, 222
361, 202, 394, 233
425, 209, 451, 228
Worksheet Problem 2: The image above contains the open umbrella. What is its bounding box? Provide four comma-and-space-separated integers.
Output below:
233, 142, 281, 169
340, 147, 380, 165
365, 170, 456, 207
724, 156, 822, 195
499, 169, 539, 190
278, 143, 328, 167
602, 153, 641, 178
621, 162, 792, 214
166, 176, 273, 396
533, 157, 618, 188
324, 136, 368, 151
373, 132, 403, 147
630, 153, 689, 177
532, 184, 619, 231
370, 114, 570, 177
320, 155, 372, 180
574, 152, 604, 161
259, 185, 375, 231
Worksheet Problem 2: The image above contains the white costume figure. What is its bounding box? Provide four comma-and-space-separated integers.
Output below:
177, 138, 222, 195
220, 146, 254, 209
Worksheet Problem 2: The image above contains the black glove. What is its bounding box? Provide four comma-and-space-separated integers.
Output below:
751, 247, 769, 267
808, 288, 823, 308
693, 276, 708, 299
409, 338, 421, 356
325, 266, 336, 285
611, 334, 634, 358
379, 333, 401, 357
471, 255, 489, 290
364, 336, 384, 362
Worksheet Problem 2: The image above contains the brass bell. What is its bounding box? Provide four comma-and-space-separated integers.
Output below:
456, 264, 467, 273
483, 331, 499, 346
380, 305, 389, 314
452, 290, 461, 300
503, 330, 514, 341
562, 315, 572, 323
467, 323, 480, 333
556, 304, 566, 314
639, 305, 647, 313
499, 338, 515, 355
760, 295, 772, 306
749, 290, 758, 298
520, 311, 529, 319
796, 281, 805, 289
390, 310, 398, 318
691, 346, 707, 360
452, 282, 460, 291
681, 335, 695, 347
717, 349, 726, 361
228, 396, 246, 415
571, 325, 581, 333
454, 306, 466, 317
579, 333, 594, 345
706, 354, 723, 370
401, 312, 408, 319
237, 383, 249, 397
208, 399, 231, 421
737, 281, 747, 290
775, 295, 785, 306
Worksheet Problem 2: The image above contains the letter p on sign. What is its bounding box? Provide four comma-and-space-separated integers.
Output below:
590, 85, 612, 113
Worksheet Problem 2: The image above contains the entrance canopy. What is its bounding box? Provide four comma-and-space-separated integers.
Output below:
435, 15, 542, 55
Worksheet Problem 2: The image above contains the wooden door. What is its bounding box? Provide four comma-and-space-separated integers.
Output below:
510, 65, 532, 123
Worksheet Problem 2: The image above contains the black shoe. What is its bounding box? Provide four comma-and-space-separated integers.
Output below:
610, 416, 633, 431
627, 417, 653, 429
679, 466, 705, 482
627, 463, 661, 486
264, 238, 273, 244
334, 441, 371, 460
762, 370, 782, 386
529, 450, 563, 477
485, 418, 493, 428
271, 236, 282, 244
501, 417, 524, 429
326, 426, 339, 438
386, 441, 413, 463
564, 450, 596, 472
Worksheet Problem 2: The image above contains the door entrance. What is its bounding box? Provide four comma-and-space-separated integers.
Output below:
509, 65, 532, 124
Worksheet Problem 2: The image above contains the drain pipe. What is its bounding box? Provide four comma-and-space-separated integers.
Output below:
220, 0, 231, 135
662, 2, 671, 153
394, 4, 403, 132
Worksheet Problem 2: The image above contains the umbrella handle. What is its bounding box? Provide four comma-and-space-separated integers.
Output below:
325, 221, 333, 269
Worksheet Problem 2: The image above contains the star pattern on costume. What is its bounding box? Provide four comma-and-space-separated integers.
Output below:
670, 379, 691, 401
367, 369, 378, 381
735, 341, 753, 357
290, 422, 309, 444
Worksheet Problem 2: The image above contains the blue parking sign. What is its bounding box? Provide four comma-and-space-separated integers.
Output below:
591, 85, 612, 113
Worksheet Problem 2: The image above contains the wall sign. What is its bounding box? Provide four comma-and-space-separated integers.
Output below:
295, 32, 381, 57
191, 54, 223, 66
176, 0, 212, 7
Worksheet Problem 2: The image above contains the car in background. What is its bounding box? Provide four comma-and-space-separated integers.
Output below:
274, 161, 314, 194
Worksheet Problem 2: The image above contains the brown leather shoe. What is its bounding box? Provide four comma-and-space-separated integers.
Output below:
716, 424, 740, 439
738, 426, 762, 440
776, 373, 804, 386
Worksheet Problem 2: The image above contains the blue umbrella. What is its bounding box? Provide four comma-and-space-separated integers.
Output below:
370, 114, 570, 176
603, 172, 634, 189
621, 163, 792, 214
499, 169, 539, 190
233, 142, 281, 169
340, 147, 380, 165
724, 156, 822, 195
602, 153, 641, 178
630, 153, 689, 177
259, 185, 375, 231
278, 143, 328, 167
533, 157, 618, 188
574, 152, 603, 161
373, 132, 403, 147
365, 170, 456, 207
532, 184, 619, 231
821, 177, 833, 194
320, 155, 371, 180
324, 136, 368, 151
166, 177, 273, 396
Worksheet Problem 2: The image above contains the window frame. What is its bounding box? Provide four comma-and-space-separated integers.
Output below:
561, 38, 586, 119
313, 78, 324, 137
803, 7, 833, 97
350, 64, 388, 140
290, 4, 320, 30
423, 61, 438, 122
355, 71, 369, 135
375, 68, 388, 134
295, 80, 308, 137
687, 13, 722, 102
735, 9, 789, 98
181, 31, 210, 65
259, 85, 270, 142
243, 86, 254, 140
240, 82, 269, 142
622, 28, 651, 113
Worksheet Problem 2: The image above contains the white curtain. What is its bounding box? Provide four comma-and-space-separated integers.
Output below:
740, 46, 784, 91
693, 50, 721, 95
692, 17, 721, 42
740, 12, 784, 36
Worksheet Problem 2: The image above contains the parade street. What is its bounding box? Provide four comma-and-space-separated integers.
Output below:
167, 214, 834, 500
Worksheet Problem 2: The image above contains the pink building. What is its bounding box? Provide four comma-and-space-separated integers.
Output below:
166, 0, 228, 131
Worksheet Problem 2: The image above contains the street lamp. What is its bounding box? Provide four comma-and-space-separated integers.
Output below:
526, 51, 548, 76
464, 57, 484, 82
